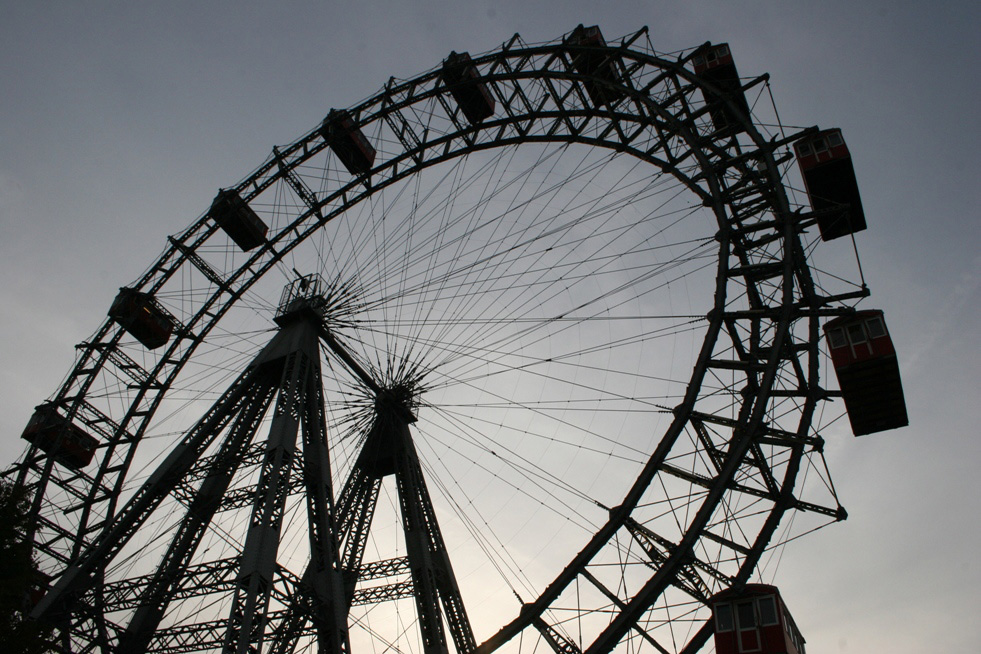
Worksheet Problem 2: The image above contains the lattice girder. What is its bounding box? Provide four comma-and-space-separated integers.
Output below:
8, 26, 861, 654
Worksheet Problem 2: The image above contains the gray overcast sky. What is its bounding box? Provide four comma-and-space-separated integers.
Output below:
1, 2, 978, 652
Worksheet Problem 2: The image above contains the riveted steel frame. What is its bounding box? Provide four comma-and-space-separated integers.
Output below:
8, 25, 857, 653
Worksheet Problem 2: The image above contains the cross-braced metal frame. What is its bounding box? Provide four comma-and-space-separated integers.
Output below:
7, 25, 868, 653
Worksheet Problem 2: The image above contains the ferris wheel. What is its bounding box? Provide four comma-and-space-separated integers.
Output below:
8, 25, 898, 654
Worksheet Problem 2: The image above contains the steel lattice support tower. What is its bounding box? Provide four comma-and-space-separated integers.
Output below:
32, 298, 351, 654
328, 394, 477, 654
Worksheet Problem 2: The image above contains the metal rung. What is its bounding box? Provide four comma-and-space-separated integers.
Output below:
728, 262, 783, 281
63, 490, 113, 515
168, 236, 230, 291
701, 529, 751, 555
706, 358, 765, 371
357, 556, 411, 581
794, 498, 846, 520
82, 520, 107, 537
351, 580, 414, 606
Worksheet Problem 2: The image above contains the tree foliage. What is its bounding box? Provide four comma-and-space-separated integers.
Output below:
0, 479, 51, 653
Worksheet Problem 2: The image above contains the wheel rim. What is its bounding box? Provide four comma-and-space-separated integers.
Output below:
13, 27, 858, 653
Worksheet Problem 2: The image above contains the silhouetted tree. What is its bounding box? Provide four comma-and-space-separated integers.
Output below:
0, 479, 51, 653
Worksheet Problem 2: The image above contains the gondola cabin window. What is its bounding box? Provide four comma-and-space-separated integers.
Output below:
758, 595, 778, 625
691, 43, 733, 73
715, 602, 734, 633
825, 310, 896, 367
795, 130, 847, 168
828, 326, 847, 350
866, 315, 886, 338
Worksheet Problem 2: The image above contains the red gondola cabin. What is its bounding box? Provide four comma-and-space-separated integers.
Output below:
794, 129, 867, 241
442, 51, 496, 124
320, 109, 376, 176
209, 188, 268, 251
565, 25, 625, 107
824, 310, 908, 436
28, 570, 52, 609
691, 43, 751, 132
711, 584, 805, 654
108, 287, 176, 349
21, 406, 99, 470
